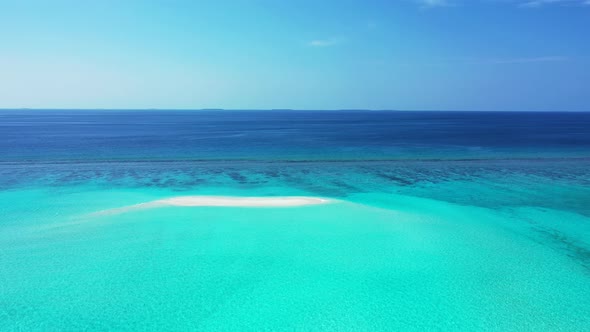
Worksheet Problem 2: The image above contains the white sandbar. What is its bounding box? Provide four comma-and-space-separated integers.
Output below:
94, 196, 332, 215
159, 196, 330, 207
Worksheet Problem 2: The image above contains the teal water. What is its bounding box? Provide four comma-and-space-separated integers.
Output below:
2, 160, 590, 331
1, 111, 590, 330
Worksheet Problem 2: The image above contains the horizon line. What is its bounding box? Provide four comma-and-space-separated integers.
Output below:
0, 108, 588, 113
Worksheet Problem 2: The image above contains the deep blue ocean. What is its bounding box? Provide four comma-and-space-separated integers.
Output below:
1, 110, 590, 331
2, 110, 590, 161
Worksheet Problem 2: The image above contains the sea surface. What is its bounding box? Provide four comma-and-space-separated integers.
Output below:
1, 110, 590, 331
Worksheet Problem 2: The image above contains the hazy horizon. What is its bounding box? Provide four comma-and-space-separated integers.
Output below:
1, 108, 589, 113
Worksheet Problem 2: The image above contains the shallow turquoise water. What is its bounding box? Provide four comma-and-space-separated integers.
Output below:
1, 160, 590, 331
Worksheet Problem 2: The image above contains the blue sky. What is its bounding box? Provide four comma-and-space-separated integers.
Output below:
0, 0, 588, 111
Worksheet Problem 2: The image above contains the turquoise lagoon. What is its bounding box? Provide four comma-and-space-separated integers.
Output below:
1, 111, 590, 330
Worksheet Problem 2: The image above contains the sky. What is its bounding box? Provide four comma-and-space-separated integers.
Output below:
0, 0, 588, 111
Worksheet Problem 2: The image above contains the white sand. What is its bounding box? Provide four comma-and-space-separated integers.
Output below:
94, 196, 332, 215
159, 196, 330, 207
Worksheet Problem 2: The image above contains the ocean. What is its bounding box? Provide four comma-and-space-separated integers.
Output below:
1, 110, 589, 331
